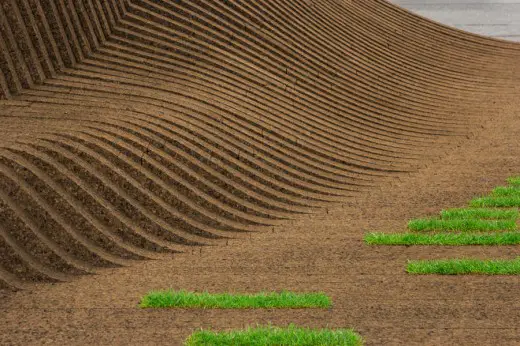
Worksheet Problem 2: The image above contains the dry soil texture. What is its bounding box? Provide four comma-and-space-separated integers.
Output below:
0, 0, 520, 345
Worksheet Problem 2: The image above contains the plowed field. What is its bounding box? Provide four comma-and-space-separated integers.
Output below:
0, 0, 519, 344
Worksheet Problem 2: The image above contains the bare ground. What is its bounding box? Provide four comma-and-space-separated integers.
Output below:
1, 101, 520, 345
1, 1, 520, 345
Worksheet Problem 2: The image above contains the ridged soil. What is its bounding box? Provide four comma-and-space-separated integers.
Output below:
0, 0, 519, 289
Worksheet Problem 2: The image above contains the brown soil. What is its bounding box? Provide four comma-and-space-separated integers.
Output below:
1, 0, 520, 345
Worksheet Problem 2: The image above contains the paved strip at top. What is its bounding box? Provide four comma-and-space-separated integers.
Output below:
393, 0, 520, 42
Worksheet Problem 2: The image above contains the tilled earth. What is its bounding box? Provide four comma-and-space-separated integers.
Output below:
1, 0, 520, 345
1, 102, 520, 345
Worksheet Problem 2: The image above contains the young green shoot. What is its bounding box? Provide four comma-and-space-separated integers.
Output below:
139, 290, 331, 309
507, 176, 520, 186
185, 324, 363, 346
493, 186, 520, 197
470, 196, 520, 208
407, 258, 520, 275
365, 232, 520, 246
408, 218, 516, 232
440, 208, 518, 220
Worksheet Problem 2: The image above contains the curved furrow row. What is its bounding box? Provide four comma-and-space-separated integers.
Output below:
372, 1, 520, 56
0, 158, 132, 266
75, 58, 447, 156
173, 0, 514, 104
19, 84, 402, 186
92, 39, 468, 132
9, 144, 193, 251
72, 58, 438, 154
198, 0, 494, 102
32, 137, 231, 240
37, 77, 426, 178
128, 0, 491, 107
0, 0, 518, 288
78, 55, 450, 150
339, 2, 515, 77
64, 129, 278, 229
110, 10, 470, 131
1, 149, 169, 256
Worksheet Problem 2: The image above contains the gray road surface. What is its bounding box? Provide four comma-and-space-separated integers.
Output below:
392, 0, 520, 42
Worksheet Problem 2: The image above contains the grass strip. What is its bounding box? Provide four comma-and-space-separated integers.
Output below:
365, 232, 520, 246
507, 176, 520, 186
470, 196, 520, 208
139, 290, 331, 309
493, 186, 520, 197
185, 324, 363, 346
440, 208, 518, 220
408, 218, 516, 232
407, 258, 520, 275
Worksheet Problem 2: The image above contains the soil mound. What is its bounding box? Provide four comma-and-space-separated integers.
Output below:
0, 0, 519, 290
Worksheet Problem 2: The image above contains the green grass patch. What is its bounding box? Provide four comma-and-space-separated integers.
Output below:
493, 186, 520, 197
139, 290, 331, 309
507, 176, 520, 186
470, 196, 520, 208
440, 208, 518, 220
407, 258, 520, 275
185, 324, 363, 346
407, 218, 516, 232
365, 232, 520, 246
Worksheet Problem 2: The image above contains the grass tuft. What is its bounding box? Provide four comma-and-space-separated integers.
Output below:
365, 232, 520, 246
407, 258, 520, 275
470, 196, 520, 208
139, 290, 331, 309
440, 208, 518, 220
407, 218, 516, 232
185, 324, 363, 346
507, 176, 520, 186
493, 186, 520, 197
